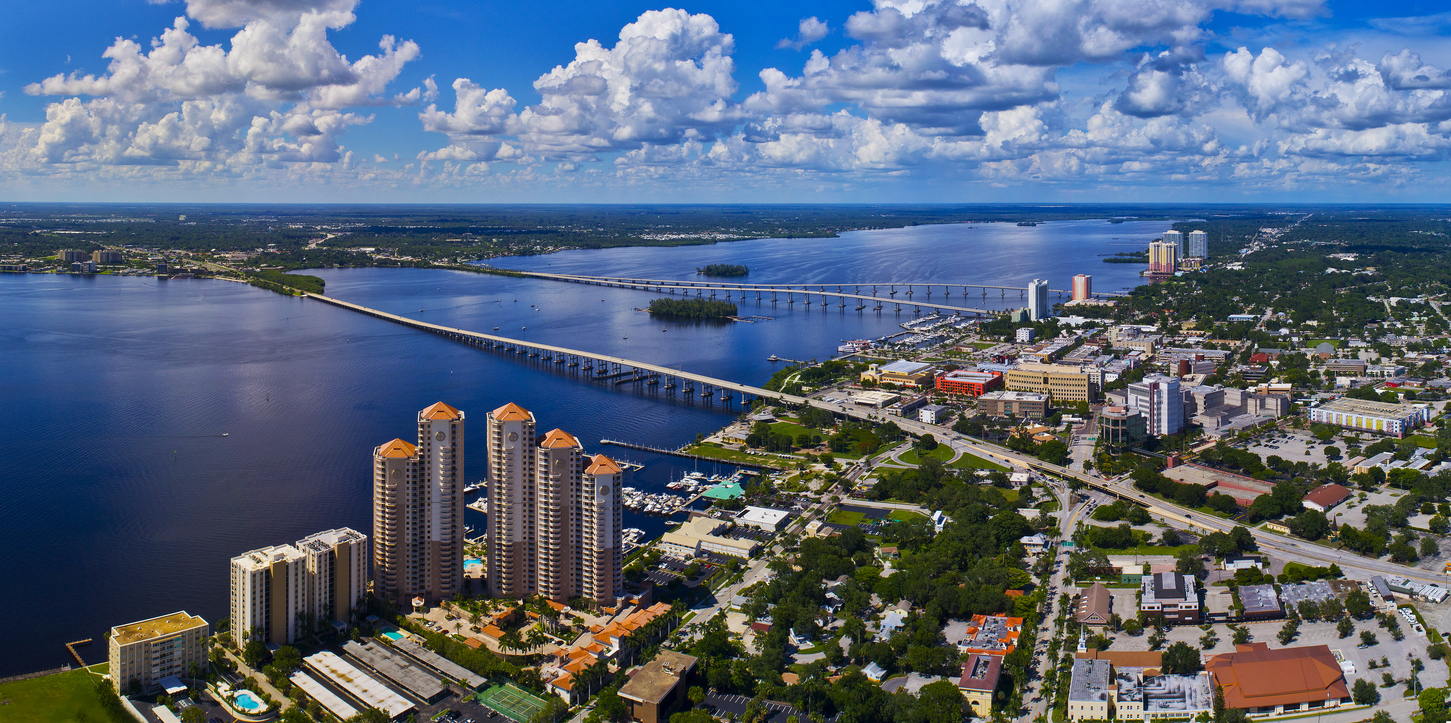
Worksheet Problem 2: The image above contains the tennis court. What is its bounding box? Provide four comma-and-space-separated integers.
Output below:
476, 681, 549, 723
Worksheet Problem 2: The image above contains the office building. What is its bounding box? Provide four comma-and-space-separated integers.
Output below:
371, 402, 465, 606
1077, 583, 1112, 626
860, 360, 936, 388
1207, 644, 1350, 716
230, 544, 308, 645
537, 428, 584, 603
582, 455, 624, 606
1005, 362, 1095, 402
618, 651, 699, 723
1302, 484, 1352, 513
958, 654, 1002, 717
1162, 230, 1184, 258
488, 402, 537, 598
978, 390, 1050, 419
1140, 572, 1200, 624
297, 528, 368, 629
1016, 327, 1036, 343
1187, 230, 1207, 259
1307, 397, 1429, 438
1128, 375, 1183, 437
1028, 278, 1051, 320
92, 249, 123, 264
936, 370, 1003, 397
1099, 406, 1146, 448
659, 516, 759, 558
1072, 274, 1092, 301
109, 611, 209, 694
1148, 240, 1178, 274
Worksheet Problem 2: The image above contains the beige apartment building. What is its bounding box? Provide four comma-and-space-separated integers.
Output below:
536, 428, 585, 602
582, 455, 624, 605
488, 402, 538, 598
1004, 362, 1095, 402
371, 402, 465, 606
109, 611, 209, 694
230, 544, 308, 645
298, 528, 368, 629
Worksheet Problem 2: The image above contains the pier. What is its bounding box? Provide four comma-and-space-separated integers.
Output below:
599, 439, 784, 470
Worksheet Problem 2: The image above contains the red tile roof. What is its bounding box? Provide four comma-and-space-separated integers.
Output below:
540, 429, 581, 449
375, 438, 417, 458
491, 402, 532, 422
419, 401, 462, 420
1303, 484, 1352, 510
587, 455, 623, 475
1207, 643, 1349, 710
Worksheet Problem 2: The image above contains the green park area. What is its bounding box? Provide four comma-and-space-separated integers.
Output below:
888, 509, 928, 521
950, 451, 1008, 471
828, 508, 868, 526
0, 666, 128, 723
898, 445, 956, 466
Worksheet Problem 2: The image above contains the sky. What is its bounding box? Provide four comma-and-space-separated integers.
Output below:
3, 0, 1451, 203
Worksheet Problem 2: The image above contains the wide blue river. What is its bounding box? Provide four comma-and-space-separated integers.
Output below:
0, 218, 1161, 674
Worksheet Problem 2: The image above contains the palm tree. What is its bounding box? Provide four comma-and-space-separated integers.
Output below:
501, 629, 524, 654
526, 627, 548, 650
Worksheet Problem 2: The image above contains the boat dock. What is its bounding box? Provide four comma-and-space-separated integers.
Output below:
599, 439, 783, 470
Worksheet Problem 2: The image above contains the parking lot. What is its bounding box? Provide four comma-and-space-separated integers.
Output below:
1240, 430, 1336, 467
417, 696, 505, 723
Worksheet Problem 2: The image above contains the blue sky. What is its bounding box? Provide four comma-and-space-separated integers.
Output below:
2, 0, 1451, 202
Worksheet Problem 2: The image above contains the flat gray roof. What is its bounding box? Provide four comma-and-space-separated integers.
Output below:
343, 640, 443, 701
1068, 659, 1113, 702
391, 636, 488, 689
1239, 584, 1281, 614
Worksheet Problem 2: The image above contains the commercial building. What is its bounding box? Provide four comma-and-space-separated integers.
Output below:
1187, 230, 1207, 259
1099, 406, 1147, 448
851, 390, 901, 408
1005, 362, 1095, 402
659, 516, 759, 558
918, 403, 950, 425
582, 455, 625, 606
488, 402, 535, 598
1237, 584, 1283, 620
1067, 657, 1214, 722
1140, 572, 1200, 624
1302, 484, 1352, 513
736, 506, 791, 533
978, 390, 1049, 419
373, 402, 466, 605
936, 370, 1003, 397
1015, 327, 1036, 343
961, 614, 1023, 656
1028, 279, 1051, 320
1206, 643, 1351, 716
1072, 274, 1092, 301
617, 650, 699, 723
1162, 230, 1184, 258
1128, 375, 1183, 437
1149, 240, 1178, 274
958, 654, 1001, 717
1076, 583, 1112, 626
230, 544, 308, 645
1308, 397, 1428, 438
861, 360, 937, 388
109, 611, 210, 694
1067, 658, 1114, 721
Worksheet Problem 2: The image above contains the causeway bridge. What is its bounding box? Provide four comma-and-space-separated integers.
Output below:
307, 293, 810, 406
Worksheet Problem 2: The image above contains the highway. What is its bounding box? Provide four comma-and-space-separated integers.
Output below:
490, 268, 1130, 297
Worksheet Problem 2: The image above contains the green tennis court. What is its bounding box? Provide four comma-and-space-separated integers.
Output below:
477, 681, 549, 723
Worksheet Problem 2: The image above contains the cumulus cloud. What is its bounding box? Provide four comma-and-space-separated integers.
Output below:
776, 17, 829, 50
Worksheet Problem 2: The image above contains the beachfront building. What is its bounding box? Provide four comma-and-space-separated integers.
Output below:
1307, 397, 1429, 438
488, 402, 537, 598
109, 611, 210, 694
582, 454, 624, 606
297, 528, 368, 629
372, 402, 466, 606
230, 543, 308, 645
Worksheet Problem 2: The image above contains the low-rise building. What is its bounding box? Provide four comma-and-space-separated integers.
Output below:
1324, 359, 1367, 375
1067, 657, 1214, 721
735, 506, 791, 533
1099, 406, 1146, 448
1302, 484, 1352, 513
1140, 572, 1200, 624
958, 654, 1002, 717
659, 516, 759, 558
618, 650, 699, 723
1206, 643, 1351, 717
936, 370, 1003, 397
918, 404, 950, 425
978, 390, 1050, 419
851, 390, 901, 409
1237, 584, 1283, 620
861, 360, 936, 388
961, 614, 1023, 655
1077, 583, 1112, 626
1015, 327, 1036, 343
109, 611, 210, 694
1308, 397, 1429, 438
1067, 659, 1115, 721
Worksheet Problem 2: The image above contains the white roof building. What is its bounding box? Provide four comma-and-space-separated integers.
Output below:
737, 507, 791, 533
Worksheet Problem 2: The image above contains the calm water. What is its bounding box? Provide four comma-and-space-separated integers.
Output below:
0, 219, 1162, 674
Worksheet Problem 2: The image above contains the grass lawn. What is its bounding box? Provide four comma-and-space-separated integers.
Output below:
1305, 339, 1341, 348
0, 668, 128, 723
769, 420, 818, 440
683, 442, 793, 469
949, 451, 1008, 471
998, 488, 1020, 502
898, 445, 956, 465
1090, 542, 1201, 557
889, 509, 928, 521
829, 509, 867, 525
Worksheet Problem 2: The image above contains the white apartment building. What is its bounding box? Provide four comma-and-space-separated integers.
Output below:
1187, 230, 1207, 259
1128, 375, 1184, 437
230, 544, 308, 645
109, 611, 209, 694
1162, 229, 1184, 257
1028, 279, 1051, 320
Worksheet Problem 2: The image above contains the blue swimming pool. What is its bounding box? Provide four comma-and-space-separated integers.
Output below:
234, 691, 264, 713
382, 630, 403, 641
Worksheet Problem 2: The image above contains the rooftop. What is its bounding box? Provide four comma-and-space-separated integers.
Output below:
1068, 659, 1114, 702
979, 390, 1050, 402
1207, 643, 1348, 710
618, 650, 699, 705
1317, 397, 1419, 416
540, 428, 581, 449
491, 402, 532, 421
738, 506, 791, 526
111, 611, 207, 645
304, 651, 414, 718
1146, 572, 1193, 601
879, 360, 934, 375
1303, 484, 1352, 509
375, 438, 416, 458
1238, 584, 1282, 615
958, 654, 1002, 692
419, 401, 462, 421
586, 454, 622, 475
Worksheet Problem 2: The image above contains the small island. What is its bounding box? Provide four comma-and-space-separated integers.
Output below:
1103, 251, 1149, 264
647, 298, 738, 318
697, 263, 749, 277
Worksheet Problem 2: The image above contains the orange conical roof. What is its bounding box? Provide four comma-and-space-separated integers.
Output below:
540, 429, 581, 449
586, 455, 622, 475
491, 402, 532, 421
375, 438, 417, 458
419, 401, 462, 421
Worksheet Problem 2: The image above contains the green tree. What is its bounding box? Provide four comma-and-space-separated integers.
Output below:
1277, 619, 1300, 645
1337, 617, 1354, 639
914, 680, 967, 723
181, 707, 207, 723
1361, 630, 1379, 647
1162, 642, 1202, 674
689, 686, 705, 706
1352, 679, 1380, 706
241, 639, 268, 668
1346, 590, 1373, 618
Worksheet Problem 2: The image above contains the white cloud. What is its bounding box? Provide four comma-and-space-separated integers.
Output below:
419, 79, 518, 136
776, 17, 829, 51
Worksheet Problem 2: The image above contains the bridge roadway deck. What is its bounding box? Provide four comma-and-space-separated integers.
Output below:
306, 293, 810, 404
498, 269, 1129, 298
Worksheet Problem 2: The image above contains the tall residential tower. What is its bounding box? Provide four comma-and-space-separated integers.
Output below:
1027, 279, 1051, 320
487, 402, 538, 598
371, 402, 465, 606
582, 455, 625, 605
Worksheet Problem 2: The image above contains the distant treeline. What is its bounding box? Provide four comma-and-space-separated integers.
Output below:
647, 298, 737, 318
247, 269, 325, 295
1103, 251, 1148, 264
698, 263, 748, 277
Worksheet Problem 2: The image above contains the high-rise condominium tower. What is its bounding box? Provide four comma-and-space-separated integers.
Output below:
581, 455, 624, 605
1187, 230, 1208, 259
536, 429, 584, 601
1162, 229, 1184, 257
229, 527, 367, 645
1072, 274, 1092, 301
487, 402, 537, 598
1027, 279, 1050, 320
371, 402, 465, 605
1149, 240, 1179, 274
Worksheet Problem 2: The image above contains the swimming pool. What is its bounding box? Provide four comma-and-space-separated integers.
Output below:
234, 691, 265, 713
466, 557, 482, 566
381, 630, 403, 641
